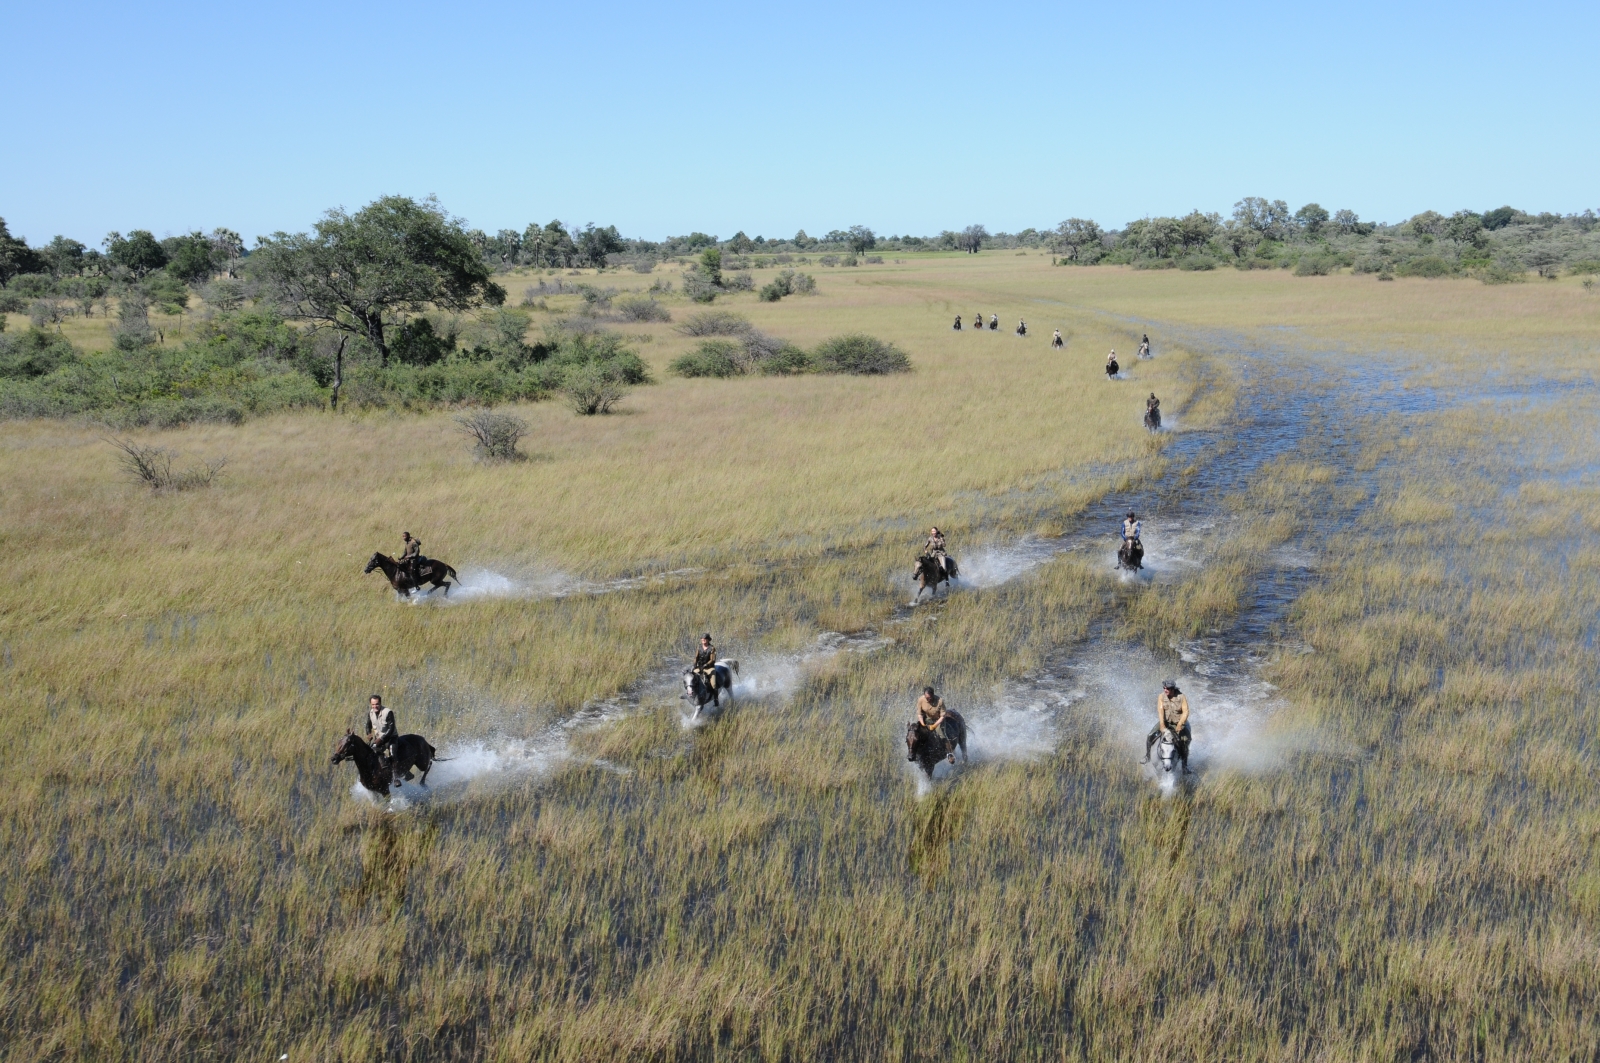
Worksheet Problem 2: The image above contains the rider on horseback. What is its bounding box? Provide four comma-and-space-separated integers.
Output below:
916, 687, 957, 764
924, 526, 949, 576
1052, 329, 1064, 348
367, 694, 398, 768
1143, 679, 1192, 772
398, 532, 422, 581
1122, 511, 1142, 547
692, 633, 720, 694
1147, 393, 1160, 413
989, 314, 998, 330
953, 315, 962, 330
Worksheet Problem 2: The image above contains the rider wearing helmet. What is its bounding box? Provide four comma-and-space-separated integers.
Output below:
1143, 679, 1191, 772
367, 693, 398, 767
692, 633, 719, 692
916, 686, 957, 763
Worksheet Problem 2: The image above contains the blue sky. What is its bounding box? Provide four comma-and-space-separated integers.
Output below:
3, 0, 1596, 245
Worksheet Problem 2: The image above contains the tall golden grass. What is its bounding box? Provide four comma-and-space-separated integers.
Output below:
2, 256, 1596, 1061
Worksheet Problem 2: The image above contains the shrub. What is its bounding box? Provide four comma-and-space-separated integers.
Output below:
614, 295, 671, 322
1568, 260, 1600, 275
0, 290, 25, 314
758, 344, 814, 375
677, 310, 751, 337
790, 272, 816, 295
7, 273, 54, 298
1396, 256, 1455, 278
561, 363, 629, 414
1477, 265, 1526, 285
724, 272, 755, 291
456, 410, 529, 461
1178, 255, 1217, 271
1293, 255, 1335, 276
391, 317, 453, 366
671, 340, 741, 378
107, 437, 226, 491
758, 281, 785, 302
811, 334, 911, 375
630, 259, 655, 273
841, 256, 859, 267
681, 271, 719, 303
28, 299, 67, 328
864, 255, 884, 264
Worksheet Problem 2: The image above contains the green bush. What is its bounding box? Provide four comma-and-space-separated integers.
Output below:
677, 311, 751, 337
1567, 260, 1600, 275
7, 273, 54, 298
1396, 256, 1455, 278
1177, 255, 1217, 271
811, 334, 911, 375
1293, 255, 1336, 276
671, 340, 742, 378
614, 294, 671, 321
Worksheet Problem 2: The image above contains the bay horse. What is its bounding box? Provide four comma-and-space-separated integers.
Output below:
1117, 538, 1145, 572
906, 709, 968, 779
1145, 407, 1161, 431
365, 552, 458, 598
331, 731, 443, 797
913, 553, 958, 600
682, 660, 740, 718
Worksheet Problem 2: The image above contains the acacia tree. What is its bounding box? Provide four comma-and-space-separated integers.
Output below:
847, 225, 876, 255
959, 224, 988, 253
253, 196, 503, 366
1053, 218, 1104, 262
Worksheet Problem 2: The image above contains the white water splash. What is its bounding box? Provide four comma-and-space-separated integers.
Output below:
417, 565, 706, 605
683, 630, 894, 727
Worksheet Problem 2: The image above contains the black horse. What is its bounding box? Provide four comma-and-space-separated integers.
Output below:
988, 315, 998, 331
331, 731, 442, 797
906, 710, 969, 779
1117, 538, 1145, 572
1015, 321, 1027, 336
682, 660, 739, 718
364, 552, 458, 599
913, 553, 959, 600
953, 316, 962, 330
1145, 407, 1161, 431
1105, 356, 1120, 378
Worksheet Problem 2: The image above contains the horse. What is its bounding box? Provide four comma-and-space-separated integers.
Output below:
1117, 538, 1144, 572
1051, 332, 1065, 349
1145, 407, 1161, 431
1137, 341, 1152, 359
365, 552, 458, 599
953, 316, 962, 330
682, 660, 739, 718
1153, 726, 1190, 775
1105, 357, 1120, 378
1015, 321, 1027, 336
988, 316, 999, 331
906, 709, 969, 779
913, 553, 958, 600
331, 731, 442, 797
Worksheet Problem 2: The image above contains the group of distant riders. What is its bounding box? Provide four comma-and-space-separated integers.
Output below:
954, 313, 1029, 336
357, 326, 1193, 786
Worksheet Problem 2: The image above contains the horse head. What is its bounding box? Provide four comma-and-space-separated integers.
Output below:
363, 552, 385, 574
682, 669, 705, 704
331, 730, 358, 764
1157, 731, 1177, 772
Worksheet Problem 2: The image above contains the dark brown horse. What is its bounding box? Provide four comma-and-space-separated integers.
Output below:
331, 731, 443, 796
365, 552, 458, 598
906, 709, 968, 779
913, 553, 958, 600
1117, 538, 1145, 572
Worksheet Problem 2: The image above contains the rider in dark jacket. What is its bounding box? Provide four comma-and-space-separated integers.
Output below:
692, 634, 719, 691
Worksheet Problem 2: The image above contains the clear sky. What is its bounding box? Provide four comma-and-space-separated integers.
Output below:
3, 0, 1596, 245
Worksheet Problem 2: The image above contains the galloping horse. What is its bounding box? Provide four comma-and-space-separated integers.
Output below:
1117, 538, 1145, 572
365, 552, 458, 598
1145, 407, 1161, 431
906, 709, 969, 779
913, 553, 959, 600
331, 731, 442, 796
1105, 356, 1120, 378
682, 660, 740, 718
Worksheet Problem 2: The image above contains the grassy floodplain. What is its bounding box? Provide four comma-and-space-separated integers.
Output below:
2, 254, 1598, 1061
